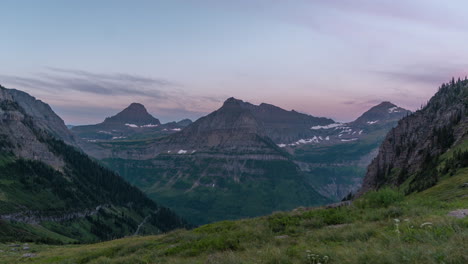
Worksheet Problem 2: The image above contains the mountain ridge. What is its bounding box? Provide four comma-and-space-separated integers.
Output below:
0, 85, 189, 243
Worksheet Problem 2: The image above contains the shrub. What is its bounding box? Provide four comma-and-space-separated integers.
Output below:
357, 188, 404, 208
267, 213, 301, 233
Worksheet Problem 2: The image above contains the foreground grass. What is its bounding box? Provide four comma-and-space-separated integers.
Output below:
1, 170, 467, 264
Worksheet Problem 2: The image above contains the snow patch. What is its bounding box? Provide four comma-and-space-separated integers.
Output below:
341, 138, 358, 142
125, 123, 139, 128
112, 136, 126, 140
141, 124, 159, 128
325, 136, 330, 141
177, 149, 188, 154
279, 136, 322, 147
366, 120, 379, 125
171, 128, 182, 131
388, 107, 400, 113
359, 130, 363, 135
98, 131, 112, 134
311, 123, 342, 130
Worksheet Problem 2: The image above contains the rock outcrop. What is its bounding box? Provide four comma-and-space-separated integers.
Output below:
359, 78, 468, 195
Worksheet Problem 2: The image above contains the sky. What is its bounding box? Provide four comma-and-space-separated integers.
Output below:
1, 0, 468, 124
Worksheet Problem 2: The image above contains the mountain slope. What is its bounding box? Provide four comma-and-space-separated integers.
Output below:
4, 164, 466, 264
89, 98, 330, 225
75, 98, 410, 224
238, 99, 335, 143
3, 82, 465, 263
0, 85, 188, 243
282, 102, 411, 200
5, 88, 79, 148
359, 78, 468, 195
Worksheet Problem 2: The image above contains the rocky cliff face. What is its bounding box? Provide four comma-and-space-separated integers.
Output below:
0, 87, 65, 169
4, 88, 79, 148
359, 79, 468, 195
0, 85, 188, 243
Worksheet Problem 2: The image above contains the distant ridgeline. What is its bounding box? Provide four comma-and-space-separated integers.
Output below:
359, 78, 468, 195
74, 95, 411, 225
0, 85, 189, 243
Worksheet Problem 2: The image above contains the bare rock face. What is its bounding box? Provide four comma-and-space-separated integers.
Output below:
7, 89, 79, 147
358, 79, 468, 196
0, 87, 65, 169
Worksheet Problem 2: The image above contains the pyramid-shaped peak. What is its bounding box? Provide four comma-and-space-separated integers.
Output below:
375, 101, 397, 107
126, 102, 147, 110
103, 103, 160, 126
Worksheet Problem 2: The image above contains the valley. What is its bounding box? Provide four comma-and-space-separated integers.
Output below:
74, 98, 410, 224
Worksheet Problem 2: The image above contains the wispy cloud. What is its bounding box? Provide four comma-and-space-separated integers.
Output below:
46, 67, 175, 86
0, 68, 224, 124
1, 68, 176, 98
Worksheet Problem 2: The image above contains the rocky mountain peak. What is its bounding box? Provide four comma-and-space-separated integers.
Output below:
352, 101, 411, 126
127, 102, 147, 111
221, 97, 248, 109
103, 103, 160, 126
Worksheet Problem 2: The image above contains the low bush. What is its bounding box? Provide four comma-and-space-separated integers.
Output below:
356, 188, 404, 208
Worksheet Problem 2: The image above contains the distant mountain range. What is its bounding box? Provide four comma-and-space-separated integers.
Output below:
71, 103, 192, 141
0, 82, 414, 227
72, 96, 410, 224
0, 85, 188, 243
5, 78, 465, 264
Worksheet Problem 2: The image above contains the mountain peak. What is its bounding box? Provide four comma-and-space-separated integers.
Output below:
103, 103, 160, 126
127, 102, 146, 110
375, 101, 397, 108
222, 97, 245, 107
352, 102, 411, 126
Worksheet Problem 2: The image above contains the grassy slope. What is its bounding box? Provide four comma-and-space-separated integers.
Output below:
1, 165, 466, 264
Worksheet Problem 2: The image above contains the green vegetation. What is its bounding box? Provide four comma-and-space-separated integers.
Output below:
0, 127, 188, 243
0, 148, 186, 243
0, 167, 466, 263
376, 78, 468, 194
105, 156, 330, 225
